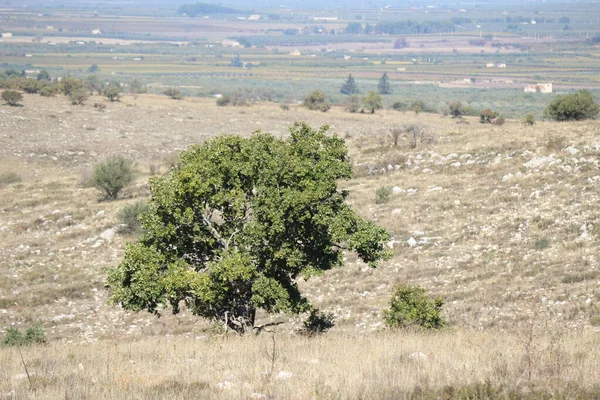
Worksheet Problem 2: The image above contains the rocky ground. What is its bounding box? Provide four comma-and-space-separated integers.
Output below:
1, 93, 599, 343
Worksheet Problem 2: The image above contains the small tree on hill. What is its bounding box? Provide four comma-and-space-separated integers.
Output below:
60, 77, 84, 96
523, 113, 535, 126
2, 90, 23, 106
230, 55, 244, 68
69, 88, 89, 105
164, 87, 183, 100
345, 95, 362, 113
340, 74, 359, 95
106, 123, 390, 334
362, 91, 382, 114
303, 90, 330, 112
480, 108, 499, 123
544, 90, 599, 121
21, 79, 42, 94
36, 69, 51, 81
448, 101, 467, 118
103, 85, 121, 102
92, 155, 135, 200
377, 72, 391, 95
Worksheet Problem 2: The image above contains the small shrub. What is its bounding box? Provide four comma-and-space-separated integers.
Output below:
404, 124, 435, 149
280, 103, 289, 111
103, 85, 121, 102
392, 101, 408, 112
21, 79, 42, 94
94, 102, 106, 111
298, 309, 335, 336
216, 92, 248, 107
59, 77, 84, 96
523, 113, 536, 126
480, 108, 499, 123
383, 284, 445, 329
589, 316, 600, 327
534, 238, 549, 250
449, 101, 468, 118
2, 324, 47, 347
40, 85, 57, 97
362, 91, 383, 114
303, 90, 330, 112
375, 186, 393, 204
0, 172, 21, 187
92, 155, 135, 200
164, 87, 182, 100
413, 104, 422, 115
345, 95, 362, 113
69, 88, 89, 105
117, 201, 149, 234
2, 90, 23, 106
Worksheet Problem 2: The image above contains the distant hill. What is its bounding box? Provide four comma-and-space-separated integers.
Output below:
177, 3, 243, 17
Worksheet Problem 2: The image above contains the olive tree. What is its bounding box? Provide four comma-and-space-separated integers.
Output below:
544, 90, 599, 121
2, 90, 23, 106
106, 123, 390, 334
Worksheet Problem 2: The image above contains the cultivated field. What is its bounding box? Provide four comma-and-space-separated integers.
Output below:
1, 93, 599, 397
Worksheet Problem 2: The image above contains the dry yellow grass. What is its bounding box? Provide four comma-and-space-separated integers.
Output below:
1, 330, 599, 399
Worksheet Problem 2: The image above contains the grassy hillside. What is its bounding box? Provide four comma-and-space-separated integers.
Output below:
1, 93, 599, 397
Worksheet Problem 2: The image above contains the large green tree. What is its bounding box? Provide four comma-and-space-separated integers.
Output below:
544, 90, 599, 121
106, 123, 390, 334
377, 72, 391, 95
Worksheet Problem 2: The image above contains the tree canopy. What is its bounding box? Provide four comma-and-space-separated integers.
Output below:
377, 72, 391, 95
106, 123, 390, 334
544, 90, 599, 121
340, 74, 360, 95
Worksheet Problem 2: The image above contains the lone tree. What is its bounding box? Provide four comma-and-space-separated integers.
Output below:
2, 90, 23, 106
377, 72, 391, 95
106, 123, 390, 334
479, 108, 499, 124
340, 74, 360, 95
103, 85, 121, 102
544, 90, 599, 121
303, 90, 330, 112
448, 101, 467, 118
230, 55, 244, 68
362, 91, 383, 114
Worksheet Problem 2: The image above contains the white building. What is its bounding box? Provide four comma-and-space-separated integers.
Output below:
1, 32, 13, 38
524, 83, 552, 93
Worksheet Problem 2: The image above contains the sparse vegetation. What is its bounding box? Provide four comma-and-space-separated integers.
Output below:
0, 172, 21, 187
91, 155, 135, 200
449, 101, 468, 118
2, 324, 47, 347
103, 85, 121, 102
362, 91, 383, 114
164, 87, 182, 100
69, 88, 89, 105
523, 113, 536, 126
117, 201, 149, 234
480, 108, 499, 124
345, 95, 362, 113
375, 186, 393, 204
298, 309, 336, 336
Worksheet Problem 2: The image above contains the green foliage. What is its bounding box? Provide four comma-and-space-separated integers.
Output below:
21, 79, 42, 94
345, 22, 363, 35
523, 113, 536, 126
544, 90, 599, 121
345, 95, 362, 113
303, 90, 330, 112
106, 123, 390, 334
0, 172, 21, 187
392, 101, 408, 111
59, 77, 84, 96
117, 201, 149, 234
449, 101, 468, 118
129, 79, 147, 94
103, 85, 121, 102
230, 55, 244, 68
480, 108, 499, 123
340, 74, 359, 95
383, 285, 445, 330
2, 324, 47, 347
299, 310, 335, 336
69, 88, 89, 105
40, 85, 58, 97
362, 91, 382, 114
92, 155, 135, 200
377, 72, 391, 95
85, 75, 102, 95
216, 92, 248, 107
534, 238, 549, 250
164, 87, 182, 100
1, 90, 23, 106
375, 186, 393, 204
36, 69, 51, 81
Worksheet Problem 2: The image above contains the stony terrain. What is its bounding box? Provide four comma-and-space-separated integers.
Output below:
1, 93, 600, 345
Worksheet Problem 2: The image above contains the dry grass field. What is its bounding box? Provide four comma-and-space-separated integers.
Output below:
1, 93, 600, 398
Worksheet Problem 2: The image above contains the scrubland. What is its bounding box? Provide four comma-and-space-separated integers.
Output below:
1, 94, 599, 398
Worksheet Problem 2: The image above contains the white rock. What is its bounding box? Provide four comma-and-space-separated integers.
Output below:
251, 394, 267, 399
387, 164, 394, 171
502, 173, 513, 182
408, 352, 427, 361
52, 314, 76, 323
12, 372, 35, 381
407, 237, 417, 248
564, 146, 579, 155
276, 371, 293, 380
99, 228, 116, 242
392, 186, 403, 194
450, 161, 461, 168
391, 209, 402, 215
523, 156, 558, 169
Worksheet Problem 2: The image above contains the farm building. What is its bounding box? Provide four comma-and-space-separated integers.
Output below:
92, 29, 102, 35
486, 63, 495, 68
1, 32, 13, 38
524, 83, 552, 93
497, 63, 507, 68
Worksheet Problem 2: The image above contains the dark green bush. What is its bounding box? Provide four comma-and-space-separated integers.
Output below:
480, 108, 499, 123
164, 87, 182, 100
303, 90, 330, 112
383, 284, 445, 329
2, 90, 23, 106
523, 113, 536, 126
544, 90, 599, 121
299, 310, 335, 336
92, 156, 135, 200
